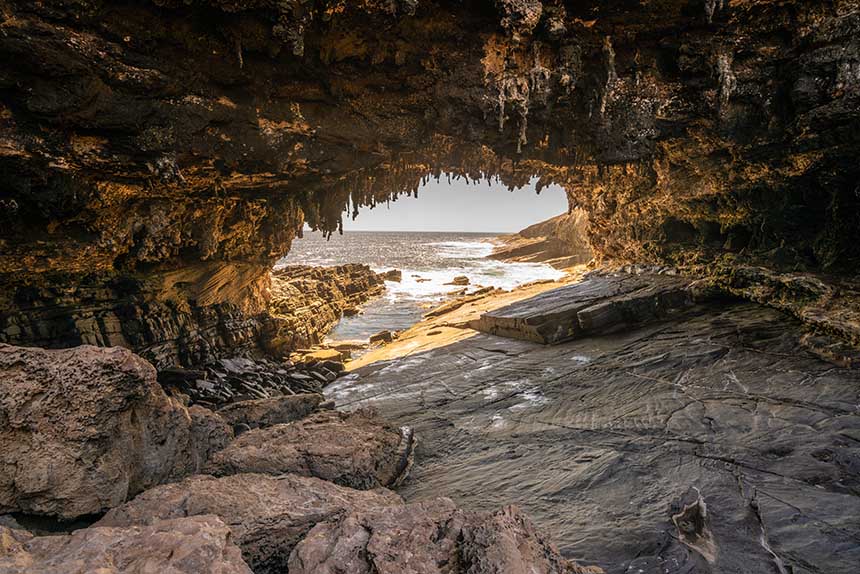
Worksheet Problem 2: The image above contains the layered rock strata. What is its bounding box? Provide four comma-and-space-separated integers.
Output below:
1, 0, 858, 354
267, 264, 386, 352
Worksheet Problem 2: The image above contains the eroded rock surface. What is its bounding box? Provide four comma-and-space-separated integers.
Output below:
330, 302, 860, 573
0, 516, 252, 574
216, 393, 324, 431
205, 410, 415, 489
492, 211, 592, 269
268, 264, 385, 353
288, 497, 598, 574
97, 473, 402, 574
0, 344, 230, 519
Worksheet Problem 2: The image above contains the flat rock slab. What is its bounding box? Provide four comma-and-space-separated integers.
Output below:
469, 272, 696, 344
204, 410, 415, 489
97, 473, 402, 574
331, 303, 860, 573
289, 497, 599, 574
0, 516, 252, 574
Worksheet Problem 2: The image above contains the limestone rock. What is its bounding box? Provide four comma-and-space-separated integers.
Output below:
288, 498, 598, 574
216, 393, 324, 430
204, 410, 415, 489
0, 344, 230, 519
0, 516, 252, 574
267, 265, 385, 354
97, 473, 403, 574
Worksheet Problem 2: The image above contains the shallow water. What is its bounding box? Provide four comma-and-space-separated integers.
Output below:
277, 231, 564, 340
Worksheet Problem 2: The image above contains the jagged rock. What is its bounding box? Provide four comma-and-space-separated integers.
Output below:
492, 211, 592, 269
288, 498, 599, 574
0, 516, 252, 574
204, 410, 415, 489
159, 356, 324, 409
97, 473, 403, 574
0, 344, 230, 519
470, 272, 701, 344
216, 393, 324, 430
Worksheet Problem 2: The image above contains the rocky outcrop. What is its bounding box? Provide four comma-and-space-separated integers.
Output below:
267, 264, 385, 353
0, 344, 231, 519
205, 410, 415, 489
288, 497, 599, 574
492, 210, 592, 269
0, 516, 252, 574
97, 473, 403, 574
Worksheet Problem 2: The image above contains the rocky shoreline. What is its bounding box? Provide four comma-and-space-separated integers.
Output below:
0, 341, 596, 573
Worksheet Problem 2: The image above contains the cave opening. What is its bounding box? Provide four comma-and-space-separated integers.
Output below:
277, 174, 591, 348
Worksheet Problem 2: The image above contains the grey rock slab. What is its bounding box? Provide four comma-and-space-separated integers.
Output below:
469, 272, 697, 344
330, 302, 860, 574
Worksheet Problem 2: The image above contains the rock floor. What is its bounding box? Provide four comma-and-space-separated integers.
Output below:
327, 302, 860, 574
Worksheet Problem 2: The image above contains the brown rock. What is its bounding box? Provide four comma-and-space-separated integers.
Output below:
381, 269, 402, 282
446, 275, 471, 286
0, 344, 231, 519
370, 329, 396, 344
0, 516, 252, 574
216, 393, 324, 430
204, 410, 415, 489
288, 498, 599, 574
97, 473, 403, 574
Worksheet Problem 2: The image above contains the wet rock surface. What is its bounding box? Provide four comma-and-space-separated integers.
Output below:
329, 302, 860, 573
0, 516, 252, 574
0, 344, 230, 519
97, 473, 403, 574
288, 497, 598, 574
205, 410, 415, 489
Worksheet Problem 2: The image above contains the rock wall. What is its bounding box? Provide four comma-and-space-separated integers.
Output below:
1, 0, 858, 352
267, 263, 386, 353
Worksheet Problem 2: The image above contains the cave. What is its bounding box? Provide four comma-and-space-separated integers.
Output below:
0, 1, 859, 572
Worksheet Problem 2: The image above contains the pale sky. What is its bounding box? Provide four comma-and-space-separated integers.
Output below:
342, 177, 569, 233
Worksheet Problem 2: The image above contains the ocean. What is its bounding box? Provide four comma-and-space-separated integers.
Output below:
277, 231, 565, 341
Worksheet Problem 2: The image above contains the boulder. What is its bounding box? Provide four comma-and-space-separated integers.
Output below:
381, 269, 402, 282
0, 516, 252, 574
0, 344, 231, 519
204, 410, 415, 489
446, 275, 471, 286
216, 393, 324, 431
97, 473, 403, 574
288, 498, 600, 574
